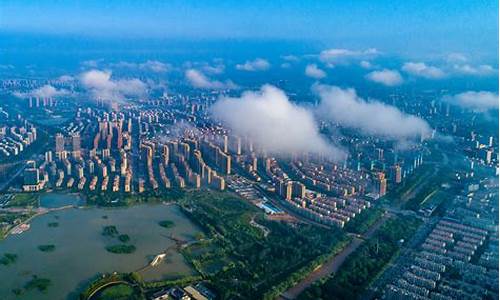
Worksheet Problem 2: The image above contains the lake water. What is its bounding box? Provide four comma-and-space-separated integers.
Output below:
0, 195, 201, 300
39, 193, 85, 208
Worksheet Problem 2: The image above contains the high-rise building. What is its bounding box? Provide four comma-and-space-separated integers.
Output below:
484, 149, 492, 164
72, 133, 81, 158
218, 152, 231, 175
45, 151, 53, 163
375, 172, 387, 197
279, 180, 293, 200
223, 135, 228, 153
55, 133, 65, 154
292, 181, 306, 198
23, 160, 43, 191
394, 165, 402, 184
376, 148, 384, 160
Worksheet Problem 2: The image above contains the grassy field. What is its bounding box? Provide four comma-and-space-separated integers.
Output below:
6, 193, 38, 207
95, 284, 140, 300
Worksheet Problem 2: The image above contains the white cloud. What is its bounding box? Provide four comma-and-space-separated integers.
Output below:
57, 75, 75, 82
112, 60, 171, 73
202, 64, 225, 75
185, 69, 237, 89
360, 60, 373, 69
402, 62, 446, 79
444, 91, 498, 111
183, 61, 225, 74
14, 84, 70, 99
80, 69, 147, 103
81, 59, 103, 68
314, 84, 431, 140
446, 53, 468, 63
305, 64, 326, 79
280, 63, 292, 69
365, 69, 403, 86
452, 64, 496, 76
141, 60, 171, 73
319, 48, 378, 65
282, 55, 300, 62
210, 85, 344, 158
236, 58, 270, 71
443, 53, 496, 76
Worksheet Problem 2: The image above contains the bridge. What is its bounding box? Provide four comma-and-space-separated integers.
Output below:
135, 234, 190, 273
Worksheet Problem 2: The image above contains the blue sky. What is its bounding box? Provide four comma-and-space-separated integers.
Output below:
1, 0, 498, 60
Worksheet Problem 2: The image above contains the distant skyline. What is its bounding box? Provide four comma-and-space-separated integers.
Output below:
1, 0, 498, 61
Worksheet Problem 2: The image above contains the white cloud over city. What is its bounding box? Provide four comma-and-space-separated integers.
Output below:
402, 62, 446, 79
236, 58, 270, 71
444, 91, 499, 111
185, 69, 237, 89
313, 84, 431, 140
111, 60, 171, 73
305, 64, 326, 79
80, 69, 148, 102
13, 84, 70, 99
210, 85, 344, 158
319, 48, 379, 66
365, 69, 403, 86
451, 64, 496, 76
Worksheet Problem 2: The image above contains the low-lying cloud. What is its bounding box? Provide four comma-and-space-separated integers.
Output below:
57, 75, 75, 82
452, 64, 496, 76
282, 55, 300, 62
445, 53, 497, 76
365, 69, 403, 86
402, 62, 446, 79
80, 69, 147, 103
13, 84, 70, 99
444, 91, 499, 111
210, 85, 343, 159
314, 84, 431, 140
319, 48, 378, 66
236, 58, 270, 71
185, 69, 237, 89
111, 60, 171, 73
202, 64, 225, 75
305, 64, 326, 79
360, 60, 373, 69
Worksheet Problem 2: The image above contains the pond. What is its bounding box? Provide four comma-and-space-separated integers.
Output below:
39, 193, 85, 208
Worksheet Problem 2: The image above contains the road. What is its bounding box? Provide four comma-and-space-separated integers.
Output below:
280, 213, 391, 300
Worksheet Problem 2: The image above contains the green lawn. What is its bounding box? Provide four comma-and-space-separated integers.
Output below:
96, 284, 138, 300
6, 193, 38, 207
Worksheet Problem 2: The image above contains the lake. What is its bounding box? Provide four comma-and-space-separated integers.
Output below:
39, 193, 85, 208
0, 195, 201, 300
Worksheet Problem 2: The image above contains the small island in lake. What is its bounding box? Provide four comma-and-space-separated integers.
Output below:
38, 245, 56, 252
158, 220, 175, 229
0, 253, 17, 265
106, 244, 136, 254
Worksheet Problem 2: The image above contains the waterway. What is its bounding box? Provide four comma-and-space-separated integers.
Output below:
0, 194, 201, 300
